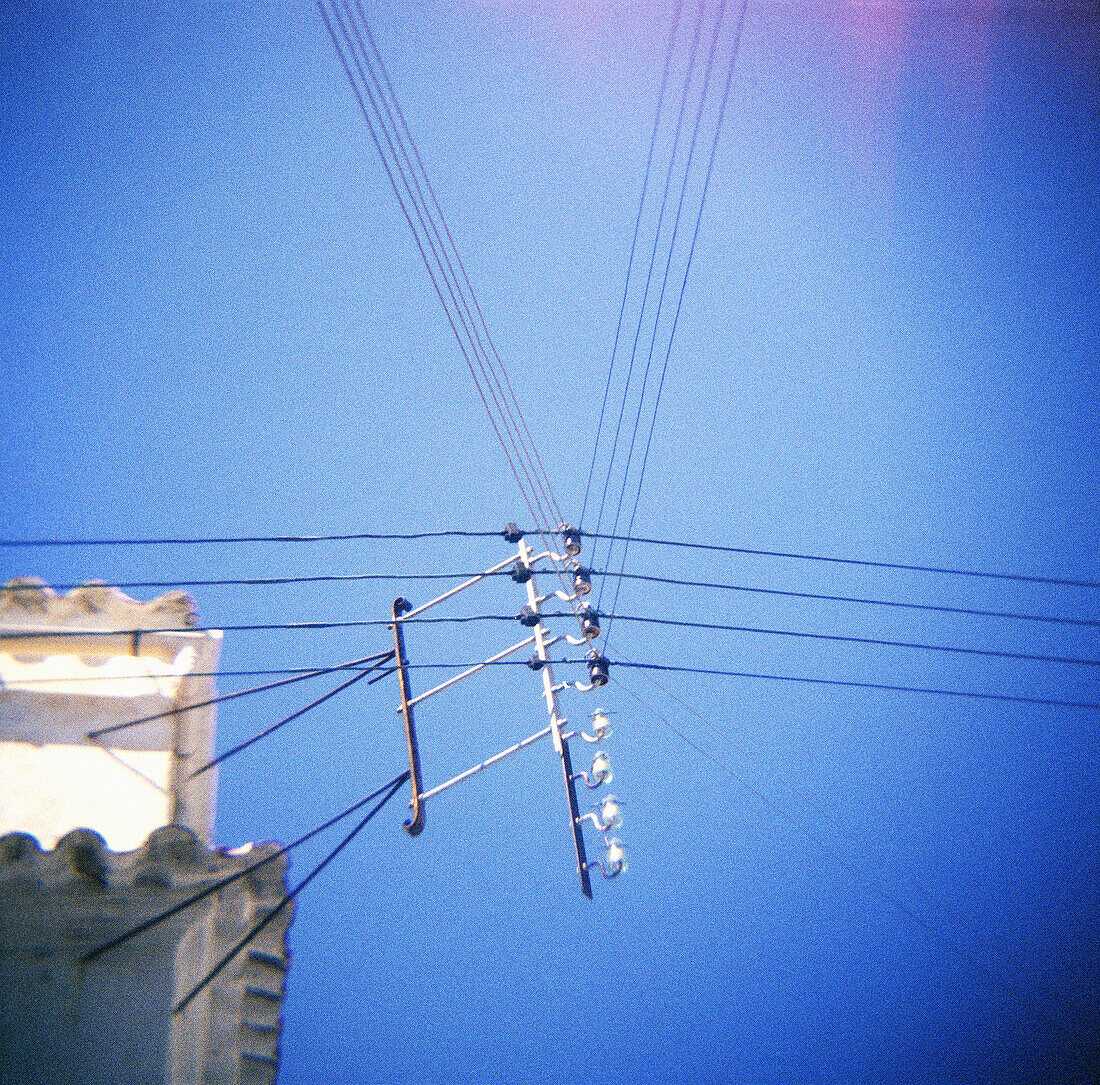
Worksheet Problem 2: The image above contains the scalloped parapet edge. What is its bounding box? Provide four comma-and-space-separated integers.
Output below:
0, 577, 199, 631
0, 824, 285, 896
0, 823, 292, 1085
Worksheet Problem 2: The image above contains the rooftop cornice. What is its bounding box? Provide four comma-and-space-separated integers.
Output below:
0, 825, 286, 895
0, 577, 199, 632
0, 824, 292, 1085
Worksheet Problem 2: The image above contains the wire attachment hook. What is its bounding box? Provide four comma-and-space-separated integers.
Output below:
570, 750, 613, 788
586, 837, 628, 878
575, 795, 623, 833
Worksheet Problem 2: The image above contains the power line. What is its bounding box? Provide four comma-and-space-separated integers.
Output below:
16, 608, 1093, 668
580, 0, 684, 529
10, 570, 1094, 627
5, 526, 1094, 589
319, 3, 570, 572
581, 531, 1100, 589
582, 612, 1100, 668
322, 0, 537, 521
19, 655, 1098, 710
605, 0, 749, 648
600, 0, 732, 615
5, 572, 509, 590
88, 658, 395, 767
611, 660, 1100, 711
590, 0, 706, 581
4, 660, 589, 684
613, 674, 1077, 1045
188, 664, 398, 778
351, 0, 565, 536
82, 769, 410, 966
173, 771, 409, 1016
0, 614, 546, 640
2, 572, 520, 592
319, 0, 585, 631
84, 650, 395, 739
625, 653, 1085, 985
610, 571, 1100, 627
0, 529, 504, 547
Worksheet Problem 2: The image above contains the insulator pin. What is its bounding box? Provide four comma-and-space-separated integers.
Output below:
597, 795, 623, 830
560, 524, 582, 557
587, 653, 610, 687
591, 751, 612, 784
604, 838, 628, 874
580, 605, 600, 641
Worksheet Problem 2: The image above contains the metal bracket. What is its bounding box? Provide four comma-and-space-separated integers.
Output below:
560, 739, 593, 898
391, 597, 425, 836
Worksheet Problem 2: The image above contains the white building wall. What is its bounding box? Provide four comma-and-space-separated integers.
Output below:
0, 826, 292, 1085
0, 579, 222, 848
0, 578, 293, 1085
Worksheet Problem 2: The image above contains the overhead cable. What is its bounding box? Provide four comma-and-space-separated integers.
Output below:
8, 660, 587, 685
173, 770, 408, 1015
611, 660, 1100, 711
82, 768, 410, 965
318, 0, 576, 609
614, 674, 1075, 1042
188, 663, 398, 778
0, 529, 504, 547
604, 0, 749, 646
322, 0, 550, 535
25, 657, 1100, 710
590, 0, 707, 579
17, 606, 1095, 669
354, 0, 566, 537
581, 530, 1100, 589
580, 0, 685, 530
600, 0, 735, 622
84, 650, 395, 739
625, 654, 1088, 995
609, 571, 1100, 627
0, 614, 552, 641
3, 572, 523, 591
5, 526, 1093, 590
14, 570, 1095, 628
577, 611, 1100, 668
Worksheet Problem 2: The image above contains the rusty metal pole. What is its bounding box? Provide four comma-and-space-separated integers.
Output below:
391, 597, 425, 836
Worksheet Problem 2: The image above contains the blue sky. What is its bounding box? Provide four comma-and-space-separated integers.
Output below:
2, 2, 1098, 1083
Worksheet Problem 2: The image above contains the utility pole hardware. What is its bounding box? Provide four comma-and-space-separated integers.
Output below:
387, 524, 627, 896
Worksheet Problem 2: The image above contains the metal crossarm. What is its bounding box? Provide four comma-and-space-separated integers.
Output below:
516, 536, 592, 897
